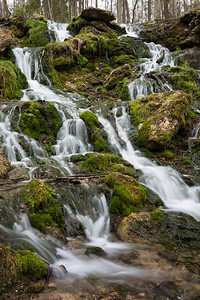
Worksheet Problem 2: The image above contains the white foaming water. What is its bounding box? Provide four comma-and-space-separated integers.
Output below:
99, 108, 200, 221
47, 20, 72, 42
120, 23, 140, 38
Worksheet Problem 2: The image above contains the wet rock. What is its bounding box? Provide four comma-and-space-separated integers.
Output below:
0, 153, 11, 178
117, 210, 200, 253
86, 246, 105, 256
129, 91, 191, 150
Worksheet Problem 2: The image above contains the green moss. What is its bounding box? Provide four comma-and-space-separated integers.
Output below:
115, 77, 131, 101
67, 17, 84, 35
80, 111, 100, 130
17, 101, 61, 148
104, 172, 146, 216
21, 18, 50, 47
81, 153, 132, 174
160, 150, 174, 158
29, 213, 55, 232
22, 179, 65, 231
168, 66, 197, 94
187, 111, 196, 118
151, 209, 164, 224
0, 60, 28, 100
17, 250, 48, 279
94, 136, 107, 152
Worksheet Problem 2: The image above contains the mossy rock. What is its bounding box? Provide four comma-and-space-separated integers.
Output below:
16, 249, 48, 280
21, 18, 50, 47
21, 179, 65, 233
104, 172, 146, 216
80, 111, 109, 152
115, 77, 132, 101
117, 210, 200, 254
0, 60, 28, 100
11, 100, 62, 154
129, 91, 191, 150
80, 153, 133, 174
86, 246, 105, 256
0, 243, 47, 294
0, 243, 22, 293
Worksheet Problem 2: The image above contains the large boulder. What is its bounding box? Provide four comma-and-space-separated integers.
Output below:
80, 7, 115, 23
68, 7, 125, 35
129, 91, 191, 150
140, 10, 200, 51
0, 27, 17, 58
0, 60, 28, 101
11, 100, 62, 154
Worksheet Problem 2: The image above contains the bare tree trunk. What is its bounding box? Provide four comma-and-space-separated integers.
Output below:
148, 0, 151, 21
183, 0, 188, 11
154, 0, 162, 19
163, 0, 169, 19
132, 0, 139, 23
125, 0, 130, 23
0, 0, 3, 17
47, 0, 53, 20
95, 0, 98, 8
122, 0, 125, 23
117, 0, 122, 23
3, 0, 10, 18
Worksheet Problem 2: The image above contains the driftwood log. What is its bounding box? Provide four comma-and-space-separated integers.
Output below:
156, 49, 165, 64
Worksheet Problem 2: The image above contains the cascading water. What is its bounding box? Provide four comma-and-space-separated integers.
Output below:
125, 25, 176, 100
47, 20, 72, 42
0, 21, 199, 295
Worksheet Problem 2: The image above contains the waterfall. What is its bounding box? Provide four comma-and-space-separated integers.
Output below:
47, 20, 72, 42
99, 107, 200, 221
126, 29, 175, 99
0, 21, 199, 292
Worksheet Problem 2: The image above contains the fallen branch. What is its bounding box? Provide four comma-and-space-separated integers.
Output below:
156, 49, 165, 64
108, 111, 127, 148
34, 50, 45, 80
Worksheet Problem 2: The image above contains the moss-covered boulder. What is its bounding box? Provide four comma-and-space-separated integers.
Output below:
129, 91, 191, 150
80, 111, 109, 152
0, 243, 22, 293
117, 210, 200, 255
140, 10, 200, 51
0, 60, 28, 101
21, 179, 66, 235
0, 153, 11, 179
11, 100, 62, 153
21, 17, 50, 47
0, 243, 47, 294
80, 153, 133, 174
67, 7, 124, 36
104, 172, 146, 216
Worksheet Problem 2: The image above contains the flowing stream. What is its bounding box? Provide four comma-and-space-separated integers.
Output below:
0, 22, 199, 289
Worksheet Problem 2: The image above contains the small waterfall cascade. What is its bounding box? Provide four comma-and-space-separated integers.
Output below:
99, 107, 200, 221
123, 25, 175, 100
47, 20, 72, 42
0, 21, 199, 293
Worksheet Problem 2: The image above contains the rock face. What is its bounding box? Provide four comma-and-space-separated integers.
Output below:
140, 10, 200, 51
0, 153, 11, 178
130, 91, 191, 150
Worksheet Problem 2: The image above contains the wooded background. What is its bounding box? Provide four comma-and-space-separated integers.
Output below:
1, 0, 200, 23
